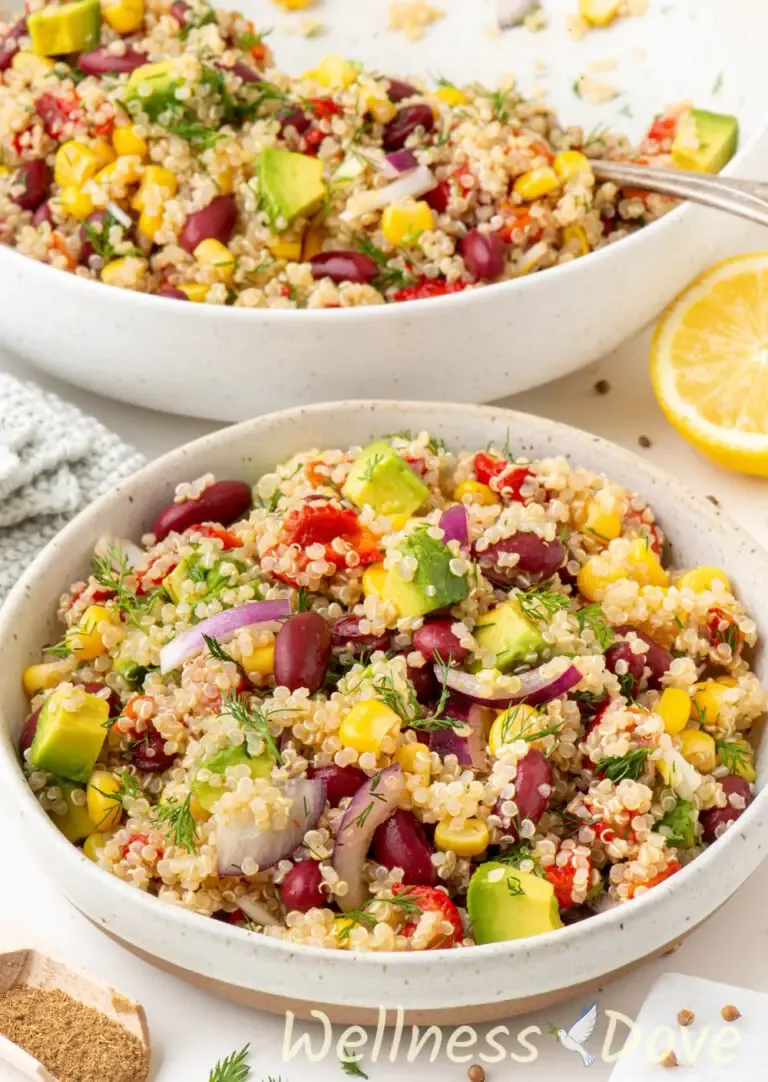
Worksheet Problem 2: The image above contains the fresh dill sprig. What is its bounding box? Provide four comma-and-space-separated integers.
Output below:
407, 652, 463, 732
498, 703, 563, 746
43, 635, 71, 659
595, 747, 651, 784
222, 692, 283, 765
167, 120, 224, 148
340, 1048, 369, 1078
576, 603, 614, 651
506, 875, 526, 898
296, 587, 310, 612
208, 1044, 251, 1082
202, 633, 248, 679
497, 840, 542, 875
337, 888, 423, 942
516, 583, 570, 624
372, 673, 419, 727
91, 542, 159, 630
352, 233, 415, 291
714, 739, 751, 776
552, 807, 600, 839
152, 793, 198, 854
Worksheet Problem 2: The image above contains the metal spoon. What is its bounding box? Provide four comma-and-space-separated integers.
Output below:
591, 160, 768, 228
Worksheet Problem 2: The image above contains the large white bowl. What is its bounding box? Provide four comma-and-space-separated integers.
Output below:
0, 401, 766, 1022
2, 0, 768, 420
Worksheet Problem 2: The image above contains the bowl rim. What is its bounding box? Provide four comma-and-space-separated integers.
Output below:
1, 399, 766, 996
0, 120, 764, 321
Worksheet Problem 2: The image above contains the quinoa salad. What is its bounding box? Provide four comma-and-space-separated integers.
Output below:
19, 432, 764, 952
0, 0, 739, 308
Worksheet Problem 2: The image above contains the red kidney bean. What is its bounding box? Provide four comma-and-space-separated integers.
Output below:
474, 533, 565, 587
605, 641, 645, 697
613, 626, 671, 688
407, 661, 438, 703
77, 47, 146, 74
307, 764, 366, 806
32, 201, 53, 227
274, 612, 331, 694
412, 617, 469, 664
496, 748, 552, 833
229, 59, 260, 83
82, 681, 122, 717
330, 615, 391, 655
460, 229, 509, 281
278, 105, 311, 135
385, 78, 418, 102
424, 180, 450, 213
129, 724, 175, 772
180, 194, 237, 253
19, 708, 41, 757
0, 16, 26, 71
309, 250, 378, 286
170, 1, 189, 23
373, 809, 436, 885
152, 479, 252, 540
700, 776, 752, 842
11, 159, 51, 211
281, 860, 325, 911
157, 286, 189, 300
382, 104, 434, 150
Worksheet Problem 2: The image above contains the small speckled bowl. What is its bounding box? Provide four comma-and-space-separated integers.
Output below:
0, 402, 765, 1023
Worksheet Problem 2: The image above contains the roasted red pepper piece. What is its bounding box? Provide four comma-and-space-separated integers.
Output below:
392, 279, 468, 303
392, 883, 463, 948
270, 504, 381, 586
707, 606, 743, 652
35, 91, 81, 138
185, 523, 243, 549
473, 452, 532, 502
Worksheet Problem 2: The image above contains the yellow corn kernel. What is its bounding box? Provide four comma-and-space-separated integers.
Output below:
268, 237, 303, 261
690, 680, 730, 728
112, 124, 148, 159
102, 0, 145, 34
554, 150, 592, 182
0, 164, 9, 177
22, 660, 72, 696
241, 643, 275, 676
453, 480, 499, 507
436, 86, 468, 107
363, 93, 396, 124
583, 503, 622, 544
656, 688, 691, 736
396, 742, 431, 779
11, 51, 54, 76
51, 786, 93, 843
563, 224, 590, 256
177, 282, 210, 302
334, 915, 355, 946
138, 208, 163, 241
86, 769, 123, 831
435, 818, 490, 857
338, 700, 401, 754
83, 832, 108, 861
131, 164, 177, 210
388, 513, 410, 530
189, 794, 211, 823
303, 217, 324, 260
627, 537, 668, 588
579, 0, 621, 27
679, 728, 717, 774
213, 164, 235, 194
54, 184, 94, 221
677, 566, 731, 594
91, 140, 116, 170
55, 142, 101, 188
576, 556, 624, 602
362, 562, 388, 598
513, 166, 559, 201
315, 53, 358, 89
381, 200, 435, 246
488, 704, 540, 756
716, 738, 756, 783
93, 157, 144, 192
194, 238, 236, 283
277, 0, 315, 9
65, 604, 112, 661
100, 256, 147, 288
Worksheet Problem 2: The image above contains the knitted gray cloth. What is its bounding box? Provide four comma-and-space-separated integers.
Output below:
0, 374, 145, 602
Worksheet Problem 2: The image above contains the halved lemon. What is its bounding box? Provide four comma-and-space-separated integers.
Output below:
651, 252, 768, 476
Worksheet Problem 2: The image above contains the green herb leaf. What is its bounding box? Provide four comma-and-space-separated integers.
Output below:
340, 1048, 369, 1078
202, 633, 248, 679
516, 582, 571, 623
337, 887, 423, 942
167, 120, 224, 148
152, 793, 199, 853
222, 691, 284, 765
714, 739, 751, 776
506, 874, 526, 897
595, 747, 651, 784
576, 603, 614, 651
208, 1044, 251, 1082
91, 542, 160, 631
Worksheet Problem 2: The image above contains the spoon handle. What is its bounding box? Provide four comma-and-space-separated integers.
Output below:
591, 160, 768, 228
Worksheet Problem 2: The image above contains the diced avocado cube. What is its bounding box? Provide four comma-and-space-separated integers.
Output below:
474, 599, 545, 671
672, 109, 739, 174
258, 148, 327, 226
49, 782, 94, 843
163, 559, 189, 604
467, 862, 562, 944
29, 0, 101, 57
657, 797, 698, 849
125, 60, 184, 122
191, 745, 272, 811
343, 440, 429, 519
383, 528, 469, 618
29, 686, 109, 784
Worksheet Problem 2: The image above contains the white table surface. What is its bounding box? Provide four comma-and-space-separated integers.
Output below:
3, 249, 768, 1081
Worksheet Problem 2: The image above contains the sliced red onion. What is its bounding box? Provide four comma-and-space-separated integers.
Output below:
236, 895, 283, 927
160, 598, 290, 674
436, 662, 582, 707
430, 706, 489, 770
438, 504, 469, 550
332, 765, 405, 912
339, 166, 436, 221
381, 150, 418, 178
215, 777, 326, 876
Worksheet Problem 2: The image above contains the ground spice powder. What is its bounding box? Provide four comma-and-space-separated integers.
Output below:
0, 986, 148, 1082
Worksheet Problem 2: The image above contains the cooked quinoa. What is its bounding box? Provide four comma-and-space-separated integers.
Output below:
0, 0, 700, 308
19, 431, 765, 952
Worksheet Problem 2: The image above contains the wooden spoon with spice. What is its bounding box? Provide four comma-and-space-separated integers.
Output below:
0, 949, 149, 1082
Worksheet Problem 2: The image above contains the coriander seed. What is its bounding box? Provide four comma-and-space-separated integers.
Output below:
721, 1005, 740, 1022
677, 1009, 694, 1027
467, 1066, 486, 1082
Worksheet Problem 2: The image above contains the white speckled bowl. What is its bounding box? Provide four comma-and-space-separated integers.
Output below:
1, 402, 766, 1022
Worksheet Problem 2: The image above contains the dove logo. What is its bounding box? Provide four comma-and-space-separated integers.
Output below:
555, 1003, 599, 1067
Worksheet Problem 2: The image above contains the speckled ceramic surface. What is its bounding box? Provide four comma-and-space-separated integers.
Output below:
1, 402, 766, 1020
